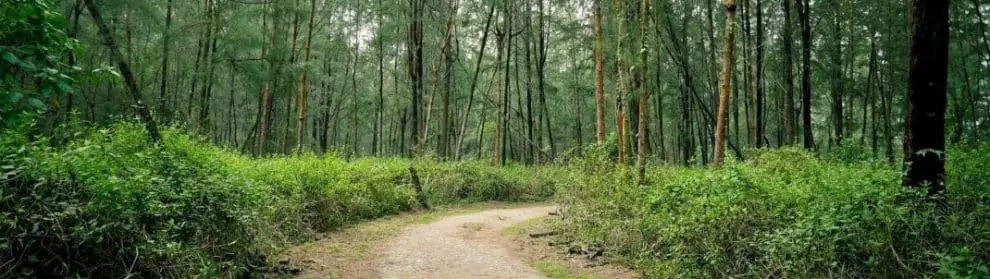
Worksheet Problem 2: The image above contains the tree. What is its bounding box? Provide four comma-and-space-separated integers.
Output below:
797, 0, 814, 150
903, 0, 949, 204
714, 0, 738, 166
782, 0, 796, 145
593, 0, 607, 144
636, 0, 651, 181
408, 0, 425, 156
295, 0, 316, 150
83, 0, 161, 143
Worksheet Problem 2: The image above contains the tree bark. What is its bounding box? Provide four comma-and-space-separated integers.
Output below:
296, 0, 316, 150
798, 0, 814, 150
637, 0, 651, 181
782, 0, 795, 145
714, 0, 737, 166
593, 0, 607, 144
903, 0, 949, 205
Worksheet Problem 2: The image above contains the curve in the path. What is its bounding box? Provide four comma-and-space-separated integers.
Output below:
380, 206, 556, 279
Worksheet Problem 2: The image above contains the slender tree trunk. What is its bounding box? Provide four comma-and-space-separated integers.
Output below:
798, 0, 814, 150
454, 5, 495, 160
755, 0, 765, 148
83, 0, 162, 142
637, 0, 651, 181
538, 0, 555, 158
374, 0, 385, 155
158, 0, 173, 121
782, 0, 795, 145
903, 0, 949, 205
714, 0, 738, 166
439, 0, 458, 159
408, 0, 425, 157
296, 0, 316, 150
594, 0, 607, 144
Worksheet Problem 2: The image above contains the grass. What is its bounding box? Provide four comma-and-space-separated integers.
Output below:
533, 260, 593, 279
502, 216, 552, 237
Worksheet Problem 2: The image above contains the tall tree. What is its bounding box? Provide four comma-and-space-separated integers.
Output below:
408, 0, 425, 156
296, 0, 316, 150
637, 0, 651, 180
903, 0, 949, 205
798, 0, 814, 150
782, 0, 795, 145
593, 0, 607, 144
714, 0, 738, 166
83, 0, 162, 142
454, 4, 496, 160
158, 0, 173, 121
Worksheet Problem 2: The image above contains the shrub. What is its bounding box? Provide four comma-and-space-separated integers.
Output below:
0, 121, 558, 277
557, 147, 990, 278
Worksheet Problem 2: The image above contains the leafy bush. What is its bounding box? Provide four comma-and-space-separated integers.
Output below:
0, 121, 557, 277
557, 147, 990, 278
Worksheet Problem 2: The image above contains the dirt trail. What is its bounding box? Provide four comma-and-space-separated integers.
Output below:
380, 206, 555, 279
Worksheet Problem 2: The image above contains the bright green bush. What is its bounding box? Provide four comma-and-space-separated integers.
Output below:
557, 146, 990, 278
0, 121, 557, 277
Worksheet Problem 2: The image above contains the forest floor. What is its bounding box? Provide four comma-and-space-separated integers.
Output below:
277, 203, 637, 279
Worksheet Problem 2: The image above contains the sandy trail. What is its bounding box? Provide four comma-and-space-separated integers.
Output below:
379, 206, 556, 279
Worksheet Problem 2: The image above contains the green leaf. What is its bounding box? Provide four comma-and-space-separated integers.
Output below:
27, 98, 46, 110
1, 52, 20, 66
8, 92, 24, 103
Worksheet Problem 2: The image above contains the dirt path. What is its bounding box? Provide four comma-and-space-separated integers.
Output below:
380, 206, 556, 279
279, 203, 557, 279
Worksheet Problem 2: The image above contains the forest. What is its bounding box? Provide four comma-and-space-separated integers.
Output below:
1, 0, 988, 278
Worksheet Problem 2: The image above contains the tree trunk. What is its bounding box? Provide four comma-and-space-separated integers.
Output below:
782, 0, 795, 145
798, 0, 814, 150
754, 0, 765, 148
296, 0, 316, 150
158, 0, 173, 121
83, 0, 162, 142
714, 0, 738, 166
408, 0, 425, 157
637, 0, 651, 181
903, 0, 949, 205
374, 0, 385, 155
454, 5, 495, 160
593, 0, 607, 144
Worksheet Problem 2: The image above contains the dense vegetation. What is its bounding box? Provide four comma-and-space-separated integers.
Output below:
0, 122, 555, 277
2, 0, 986, 278
557, 146, 990, 278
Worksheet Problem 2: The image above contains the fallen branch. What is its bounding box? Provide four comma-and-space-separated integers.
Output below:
528, 231, 556, 238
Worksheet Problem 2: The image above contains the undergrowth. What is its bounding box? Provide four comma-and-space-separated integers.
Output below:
557, 145, 990, 278
0, 121, 555, 278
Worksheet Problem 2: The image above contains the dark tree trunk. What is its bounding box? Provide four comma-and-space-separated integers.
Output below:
903, 0, 949, 205
454, 5, 495, 160
755, 0, 765, 148
798, 0, 814, 150
84, 0, 162, 142
782, 0, 796, 145
158, 0, 173, 121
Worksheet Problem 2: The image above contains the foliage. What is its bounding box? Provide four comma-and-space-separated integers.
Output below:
0, 121, 556, 278
1, 0, 77, 128
557, 147, 990, 278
